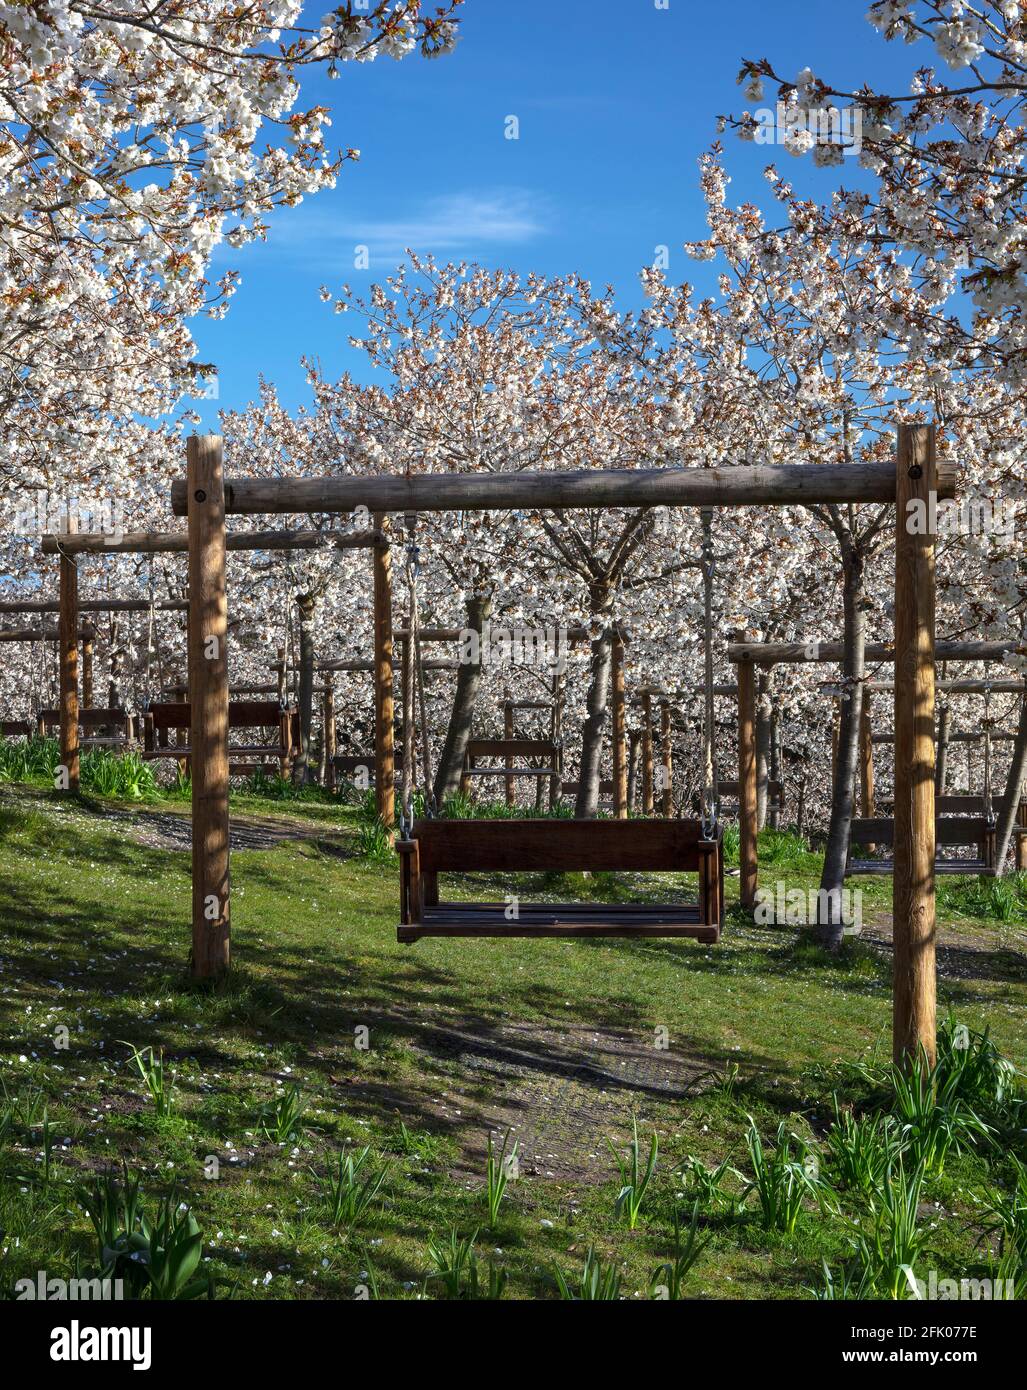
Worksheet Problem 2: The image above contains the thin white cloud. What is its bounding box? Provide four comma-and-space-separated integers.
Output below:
265, 189, 549, 266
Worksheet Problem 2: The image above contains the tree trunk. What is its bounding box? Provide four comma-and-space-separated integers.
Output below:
293, 593, 316, 784
575, 585, 615, 819
769, 705, 781, 829
817, 538, 865, 947
993, 691, 1027, 875
433, 593, 491, 805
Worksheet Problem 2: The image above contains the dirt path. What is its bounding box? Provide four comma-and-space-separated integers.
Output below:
102, 803, 352, 853
859, 907, 1027, 981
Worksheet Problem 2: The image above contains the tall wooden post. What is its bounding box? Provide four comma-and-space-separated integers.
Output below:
504, 701, 516, 807
373, 515, 395, 828
81, 622, 94, 710
641, 691, 654, 814
188, 435, 230, 980
936, 702, 950, 794
893, 424, 937, 1068
627, 728, 641, 810
738, 657, 758, 908
58, 515, 80, 792
660, 698, 673, 817
324, 683, 336, 791
611, 631, 627, 818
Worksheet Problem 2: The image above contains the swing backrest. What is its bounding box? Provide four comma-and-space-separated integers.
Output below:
148, 699, 283, 731
411, 817, 718, 875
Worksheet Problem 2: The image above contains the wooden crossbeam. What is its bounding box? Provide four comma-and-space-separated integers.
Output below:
171, 461, 959, 517
314, 657, 458, 673
41, 528, 384, 556
729, 640, 1023, 665
0, 599, 189, 613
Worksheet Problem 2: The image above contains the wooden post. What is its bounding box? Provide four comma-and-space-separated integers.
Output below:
549, 668, 565, 810
373, 515, 395, 828
187, 435, 230, 980
893, 424, 936, 1068
612, 631, 627, 818
936, 703, 950, 794
279, 708, 293, 780
660, 698, 673, 817
641, 691, 654, 814
504, 701, 516, 807
58, 515, 80, 792
769, 704, 781, 830
81, 623, 94, 709
738, 657, 758, 908
324, 683, 336, 791
859, 687, 875, 817
626, 729, 641, 809
276, 647, 287, 705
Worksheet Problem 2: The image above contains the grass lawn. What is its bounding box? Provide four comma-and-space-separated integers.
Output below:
1, 778, 1025, 1301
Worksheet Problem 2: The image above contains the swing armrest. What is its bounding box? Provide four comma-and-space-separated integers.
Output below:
396, 838, 421, 925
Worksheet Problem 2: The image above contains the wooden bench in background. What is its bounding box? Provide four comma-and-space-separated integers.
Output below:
36, 707, 135, 747
142, 700, 294, 778
458, 738, 562, 799
717, 778, 785, 819
396, 818, 723, 943
875, 795, 1027, 872
846, 815, 997, 875
0, 720, 32, 738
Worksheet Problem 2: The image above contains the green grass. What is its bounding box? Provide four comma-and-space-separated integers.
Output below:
0, 782, 1024, 1300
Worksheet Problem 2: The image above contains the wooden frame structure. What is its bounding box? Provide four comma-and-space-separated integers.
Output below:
171, 428, 955, 1067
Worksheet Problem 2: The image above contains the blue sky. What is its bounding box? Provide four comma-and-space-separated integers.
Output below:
192, 0, 918, 428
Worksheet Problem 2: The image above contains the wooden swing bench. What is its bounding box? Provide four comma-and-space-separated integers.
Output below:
1, 720, 32, 738
396, 818, 723, 943
877, 795, 1027, 872
142, 699, 294, 778
717, 778, 785, 817
846, 815, 997, 875
333, 749, 404, 778
36, 706, 135, 747
458, 738, 562, 792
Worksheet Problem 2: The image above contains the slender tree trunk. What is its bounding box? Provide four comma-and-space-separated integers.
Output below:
433, 593, 491, 805
993, 692, 1027, 875
575, 584, 615, 819
293, 593, 316, 784
769, 706, 781, 830
818, 539, 865, 948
